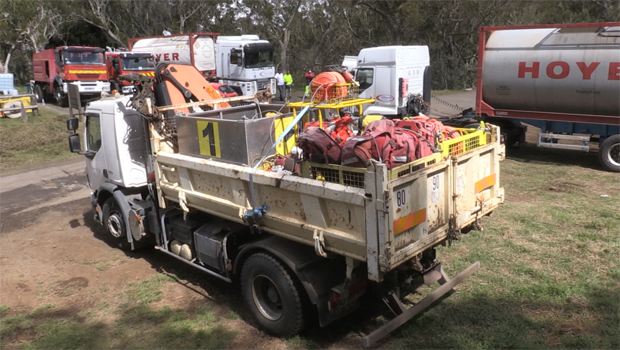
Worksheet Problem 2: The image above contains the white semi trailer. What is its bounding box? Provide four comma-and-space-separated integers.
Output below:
128, 33, 276, 96
66, 63, 505, 347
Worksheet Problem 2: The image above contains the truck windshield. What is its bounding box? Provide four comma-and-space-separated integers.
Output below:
64, 51, 106, 65
86, 115, 102, 152
356, 68, 374, 93
245, 51, 274, 69
121, 57, 155, 71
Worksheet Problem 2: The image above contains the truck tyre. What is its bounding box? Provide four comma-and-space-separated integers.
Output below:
54, 85, 68, 107
599, 135, 620, 172
102, 197, 129, 249
241, 253, 306, 337
34, 85, 44, 103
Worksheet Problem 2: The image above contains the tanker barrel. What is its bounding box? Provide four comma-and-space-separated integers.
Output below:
481, 25, 620, 117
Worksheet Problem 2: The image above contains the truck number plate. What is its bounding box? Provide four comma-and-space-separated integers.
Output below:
396, 189, 406, 208
431, 174, 441, 204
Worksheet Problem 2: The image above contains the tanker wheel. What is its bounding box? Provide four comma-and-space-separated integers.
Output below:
54, 85, 68, 107
102, 197, 130, 249
34, 85, 44, 103
241, 252, 306, 337
599, 135, 620, 172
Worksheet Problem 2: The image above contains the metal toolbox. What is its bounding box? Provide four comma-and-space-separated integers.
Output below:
176, 103, 295, 166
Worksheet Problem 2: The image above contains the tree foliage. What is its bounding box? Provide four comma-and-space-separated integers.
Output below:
0, 0, 617, 88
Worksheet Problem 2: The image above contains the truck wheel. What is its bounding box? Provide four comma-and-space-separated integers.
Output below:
599, 135, 620, 172
34, 85, 44, 103
102, 197, 127, 240
241, 253, 306, 337
54, 86, 68, 107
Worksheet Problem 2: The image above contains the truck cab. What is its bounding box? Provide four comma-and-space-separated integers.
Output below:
351, 46, 432, 118
78, 96, 148, 191
215, 35, 276, 96
106, 51, 156, 94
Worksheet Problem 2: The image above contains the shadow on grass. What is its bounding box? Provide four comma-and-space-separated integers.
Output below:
505, 143, 603, 172
81, 209, 254, 323
80, 208, 379, 348
377, 284, 620, 350
84, 205, 620, 349
1, 302, 236, 350
3, 200, 616, 349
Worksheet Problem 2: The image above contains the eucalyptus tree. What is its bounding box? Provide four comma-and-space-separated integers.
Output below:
232, 0, 308, 71
0, 0, 64, 81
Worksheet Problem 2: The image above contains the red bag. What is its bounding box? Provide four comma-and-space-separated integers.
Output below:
297, 127, 342, 164
303, 116, 355, 147
391, 130, 435, 165
394, 119, 436, 148
341, 132, 393, 167
399, 117, 462, 142
342, 119, 396, 167
363, 118, 395, 136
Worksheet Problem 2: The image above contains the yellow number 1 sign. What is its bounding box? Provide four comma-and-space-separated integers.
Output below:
197, 121, 221, 158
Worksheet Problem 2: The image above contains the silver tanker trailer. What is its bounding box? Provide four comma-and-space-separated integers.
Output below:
474, 22, 620, 172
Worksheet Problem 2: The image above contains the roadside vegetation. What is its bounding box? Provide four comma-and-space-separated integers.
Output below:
0, 107, 81, 176
3, 1, 618, 91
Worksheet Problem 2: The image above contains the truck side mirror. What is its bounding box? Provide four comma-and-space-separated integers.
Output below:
67, 116, 79, 131
68, 133, 81, 153
237, 55, 243, 67
55, 51, 64, 68
113, 58, 120, 73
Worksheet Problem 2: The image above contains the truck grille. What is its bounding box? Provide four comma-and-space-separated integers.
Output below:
257, 79, 269, 91
76, 75, 103, 80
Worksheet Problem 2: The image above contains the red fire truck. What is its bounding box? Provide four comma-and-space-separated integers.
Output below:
105, 50, 156, 94
32, 46, 110, 106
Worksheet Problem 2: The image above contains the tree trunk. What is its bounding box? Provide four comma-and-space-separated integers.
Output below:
2, 44, 16, 73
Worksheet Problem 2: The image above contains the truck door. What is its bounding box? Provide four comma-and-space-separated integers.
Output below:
84, 112, 107, 190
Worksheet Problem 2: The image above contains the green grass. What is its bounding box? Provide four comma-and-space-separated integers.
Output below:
0, 275, 237, 350
387, 146, 620, 349
286, 335, 318, 349
0, 107, 81, 175
118, 273, 176, 307
76, 258, 121, 272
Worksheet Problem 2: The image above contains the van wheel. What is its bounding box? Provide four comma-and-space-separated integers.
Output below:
241, 253, 306, 337
34, 85, 44, 103
102, 197, 130, 249
599, 135, 620, 172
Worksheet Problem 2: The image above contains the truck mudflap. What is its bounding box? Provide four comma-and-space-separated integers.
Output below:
362, 261, 480, 348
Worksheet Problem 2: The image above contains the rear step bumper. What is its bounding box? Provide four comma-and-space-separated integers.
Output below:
362, 261, 481, 348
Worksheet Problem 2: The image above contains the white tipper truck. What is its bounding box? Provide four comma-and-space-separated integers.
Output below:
128, 33, 276, 97
66, 63, 504, 347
